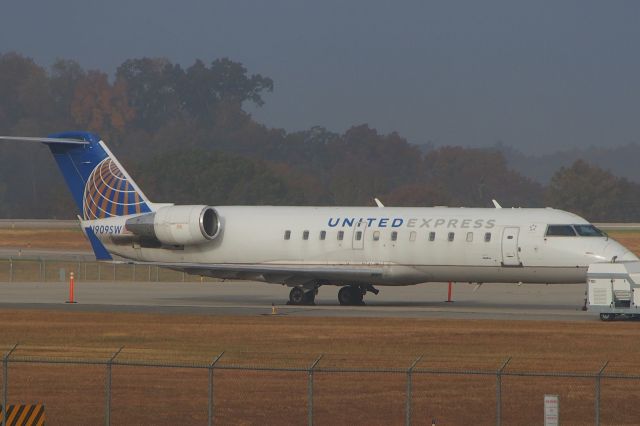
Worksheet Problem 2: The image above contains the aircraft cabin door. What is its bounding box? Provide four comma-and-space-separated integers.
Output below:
352, 220, 367, 250
501, 227, 521, 266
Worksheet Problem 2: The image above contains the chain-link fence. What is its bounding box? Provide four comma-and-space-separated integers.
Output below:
2, 344, 640, 425
0, 258, 220, 283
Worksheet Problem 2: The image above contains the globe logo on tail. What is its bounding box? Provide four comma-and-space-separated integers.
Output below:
83, 158, 148, 220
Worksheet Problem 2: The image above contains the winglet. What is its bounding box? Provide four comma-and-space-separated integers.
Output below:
374, 198, 385, 208
492, 199, 502, 209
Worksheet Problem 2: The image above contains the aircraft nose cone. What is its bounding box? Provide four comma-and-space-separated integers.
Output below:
602, 242, 639, 262
618, 251, 639, 262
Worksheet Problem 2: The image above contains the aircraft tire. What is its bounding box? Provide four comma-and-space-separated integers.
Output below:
289, 287, 305, 305
303, 289, 316, 305
352, 286, 364, 305
338, 286, 364, 306
338, 286, 353, 305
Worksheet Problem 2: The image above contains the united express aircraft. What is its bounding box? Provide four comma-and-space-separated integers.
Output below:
1, 132, 637, 305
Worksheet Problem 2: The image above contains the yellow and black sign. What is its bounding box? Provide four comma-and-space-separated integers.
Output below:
0, 404, 45, 426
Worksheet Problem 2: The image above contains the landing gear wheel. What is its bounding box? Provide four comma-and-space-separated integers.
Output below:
303, 289, 316, 305
338, 286, 352, 305
338, 286, 365, 306
353, 287, 364, 305
289, 287, 305, 305
600, 313, 616, 321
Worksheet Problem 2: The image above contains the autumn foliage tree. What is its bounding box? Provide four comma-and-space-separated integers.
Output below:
0, 51, 638, 220
424, 147, 544, 207
545, 160, 640, 221
70, 70, 134, 141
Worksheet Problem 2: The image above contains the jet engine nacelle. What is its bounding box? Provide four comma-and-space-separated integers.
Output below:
125, 205, 221, 246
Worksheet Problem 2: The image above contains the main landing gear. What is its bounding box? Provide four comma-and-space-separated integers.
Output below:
288, 286, 317, 305
288, 284, 380, 306
338, 284, 379, 306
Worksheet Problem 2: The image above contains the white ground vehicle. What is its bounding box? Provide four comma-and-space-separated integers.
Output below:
587, 262, 640, 321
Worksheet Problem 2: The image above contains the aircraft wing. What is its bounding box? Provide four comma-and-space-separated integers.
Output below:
0, 136, 89, 145
134, 261, 384, 286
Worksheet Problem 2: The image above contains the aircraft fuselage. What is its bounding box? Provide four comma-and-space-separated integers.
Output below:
91, 206, 636, 286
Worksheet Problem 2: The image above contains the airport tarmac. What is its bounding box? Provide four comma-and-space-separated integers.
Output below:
0, 280, 600, 321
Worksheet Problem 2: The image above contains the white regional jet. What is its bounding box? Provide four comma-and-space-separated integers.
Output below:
1, 132, 637, 305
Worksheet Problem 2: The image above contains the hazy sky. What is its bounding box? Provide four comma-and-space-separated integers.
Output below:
1, 1, 639, 153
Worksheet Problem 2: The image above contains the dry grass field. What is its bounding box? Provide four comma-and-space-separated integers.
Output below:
1, 311, 640, 425
0, 228, 89, 251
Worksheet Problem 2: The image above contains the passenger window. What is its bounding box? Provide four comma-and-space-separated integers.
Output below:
466, 232, 473, 242
448, 232, 455, 242
429, 232, 436, 242
284, 230, 291, 240
391, 231, 398, 241
546, 225, 576, 237
320, 230, 326, 240
409, 231, 416, 241
373, 231, 380, 241
355, 231, 362, 241
484, 232, 491, 242
337, 230, 344, 241
303, 230, 309, 240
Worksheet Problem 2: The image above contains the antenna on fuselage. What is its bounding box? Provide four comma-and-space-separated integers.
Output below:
492, 199, 502, 209
374, 198, 385, 208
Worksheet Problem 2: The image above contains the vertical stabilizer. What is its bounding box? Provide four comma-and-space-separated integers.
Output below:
45, 131, 153, 220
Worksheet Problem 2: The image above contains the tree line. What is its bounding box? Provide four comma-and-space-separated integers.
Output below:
0, 52, 639, 222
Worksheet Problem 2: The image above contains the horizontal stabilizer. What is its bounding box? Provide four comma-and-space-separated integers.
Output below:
0, 136, 89, 145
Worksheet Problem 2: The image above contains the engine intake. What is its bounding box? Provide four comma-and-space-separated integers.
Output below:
126, 205, 220, 246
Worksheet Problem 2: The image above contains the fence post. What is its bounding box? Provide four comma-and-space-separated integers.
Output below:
132, 264, 136, 282
595, 361, 609, 426
2, 344, 18, 426
405, 355, 423, 426
98, 263, 101, 281
8, 258, 12, 283
496, 357, 511, 426
105, 346, 124, 426
308, 355, 323, 426
208, 352, 225, 426
113, 264, 116, 281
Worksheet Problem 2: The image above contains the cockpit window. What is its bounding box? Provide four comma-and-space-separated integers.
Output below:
574, 224, 605, 237
545, 225, 576, 237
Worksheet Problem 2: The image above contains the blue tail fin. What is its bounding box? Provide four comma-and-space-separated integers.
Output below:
46, 131, 153, 220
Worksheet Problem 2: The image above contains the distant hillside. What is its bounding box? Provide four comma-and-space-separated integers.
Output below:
496, 143, 640, 184
2, 51, 640, 221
